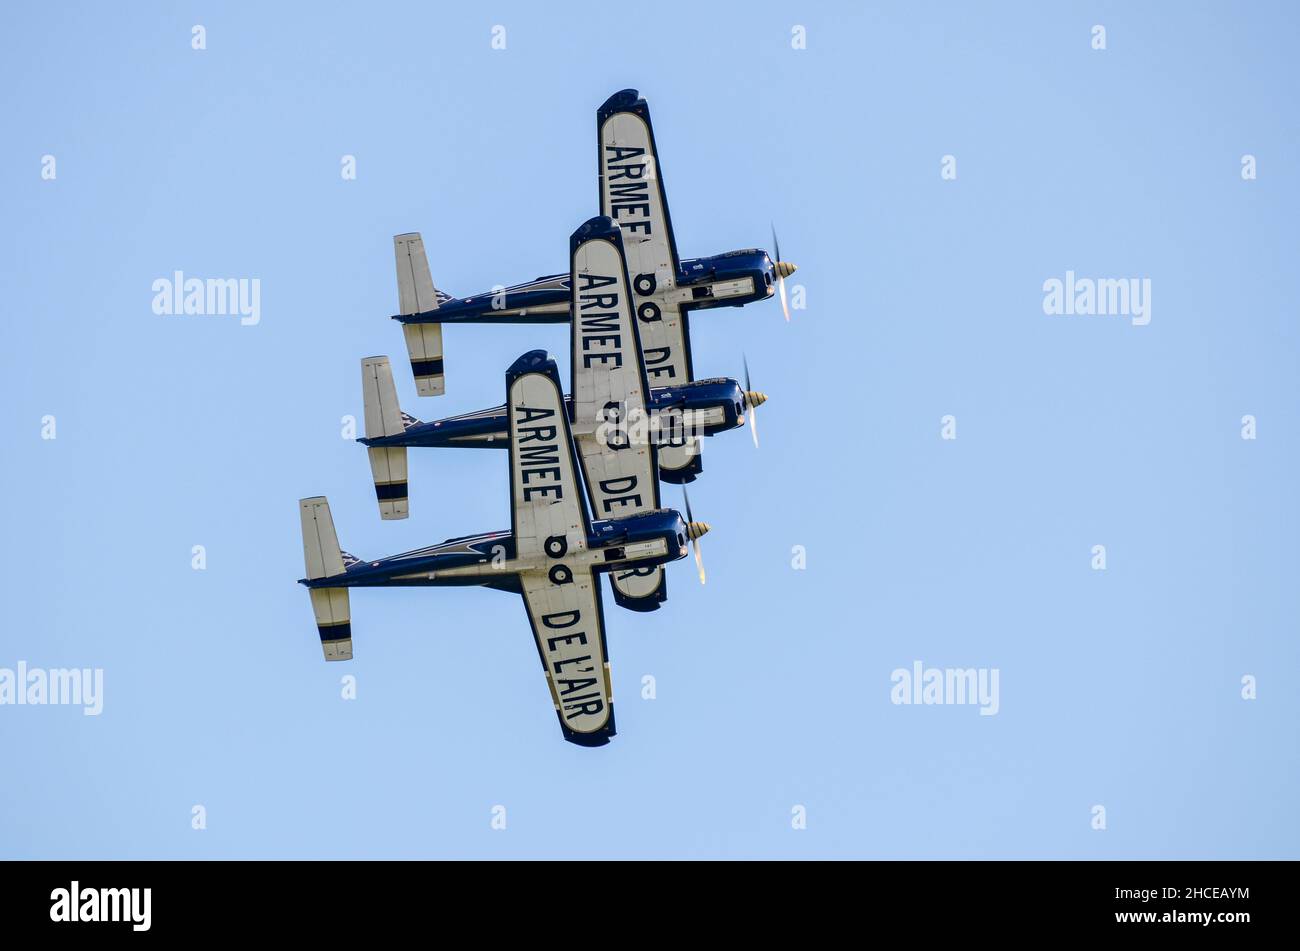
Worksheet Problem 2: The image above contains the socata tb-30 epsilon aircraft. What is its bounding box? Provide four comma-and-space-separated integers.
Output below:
393, 88, 796, 483
298, 347, 710, 746
359, 216, 764, 610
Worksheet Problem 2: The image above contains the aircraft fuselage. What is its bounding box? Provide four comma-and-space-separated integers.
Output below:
392, 249, 777, 325
360, 379, 749, 455
298, 510, 692, 594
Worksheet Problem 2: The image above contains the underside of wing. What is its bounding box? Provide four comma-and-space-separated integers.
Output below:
635, 294, 698, 483
521, 568, 616, 746
507, 351, 589, 562
568, 217, 653, 435
579, 424, 667, 608
637, 295, 694, 387
598, 89, 680, 299
569, 216, 665, 609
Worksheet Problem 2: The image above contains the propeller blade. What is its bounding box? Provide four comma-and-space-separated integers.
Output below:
771, 225, 794, 321
743, 354, 760, 447
683, 487, 706, 584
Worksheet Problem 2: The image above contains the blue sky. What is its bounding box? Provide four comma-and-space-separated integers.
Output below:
1, 1, 1297, 859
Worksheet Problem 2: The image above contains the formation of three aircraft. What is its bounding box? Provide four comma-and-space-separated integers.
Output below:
298, 89, 797, 745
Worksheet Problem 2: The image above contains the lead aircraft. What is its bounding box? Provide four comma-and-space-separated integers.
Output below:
392, 88, 796, 483
298, 349, 711, 746
359, 217, 763, 611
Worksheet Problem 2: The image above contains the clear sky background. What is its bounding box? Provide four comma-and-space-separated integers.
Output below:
2, 1, 1297, 859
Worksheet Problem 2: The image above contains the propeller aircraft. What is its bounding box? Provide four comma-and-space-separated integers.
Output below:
294, 90, 778, 745
360, 217, 749, 610
298, 349, 711, 746
391, 88, 795, 483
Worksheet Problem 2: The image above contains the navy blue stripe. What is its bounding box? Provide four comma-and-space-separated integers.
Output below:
374, 482, 408, 501
318, 622, 352, 643
410, 358, 444, 377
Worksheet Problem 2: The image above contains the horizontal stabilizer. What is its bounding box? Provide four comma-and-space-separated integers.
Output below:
361, 357, 406, 438
299, 497, 353, 660
361, 357, 410, 519
394, 233, 445, 397
310, 588, 352, 661
367, 446, 408, 520
300, 497, 345, 580
394, 233, 441, 314
403, 326, 444, 398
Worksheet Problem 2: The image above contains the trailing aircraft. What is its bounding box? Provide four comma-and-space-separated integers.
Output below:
390, 88, 795, 483
298, 349, 711, 746
361, 217, 752, 610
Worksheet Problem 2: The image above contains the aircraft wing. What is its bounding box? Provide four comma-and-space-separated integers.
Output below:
636, 295, 694, 387
598, 89, 693, 389
569, 216, 665, 610
597, 89, 680, 299
520, 567, 616, 746
643, 294, 702, 483
507, 350, 589, 562
506, 348, 616, 745
598, 90, 697, 476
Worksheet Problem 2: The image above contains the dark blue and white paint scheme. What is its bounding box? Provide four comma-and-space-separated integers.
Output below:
360, 379, 760, 457
299, 350, 711, 747
388, 89, 795, 482
359, 219, 765, 611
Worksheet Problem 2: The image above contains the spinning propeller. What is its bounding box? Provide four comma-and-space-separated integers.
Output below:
771, 225, 798, 322
742, 355, 767, 449
682, 487, 710, 585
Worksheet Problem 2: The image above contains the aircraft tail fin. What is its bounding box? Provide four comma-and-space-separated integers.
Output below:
361, 356, 410, 520
394, 232, 445, 397
298, 497, 353, 661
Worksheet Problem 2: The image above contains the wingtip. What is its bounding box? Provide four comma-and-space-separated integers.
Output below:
599, 88, 640, 112
506, 349, 555, 377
